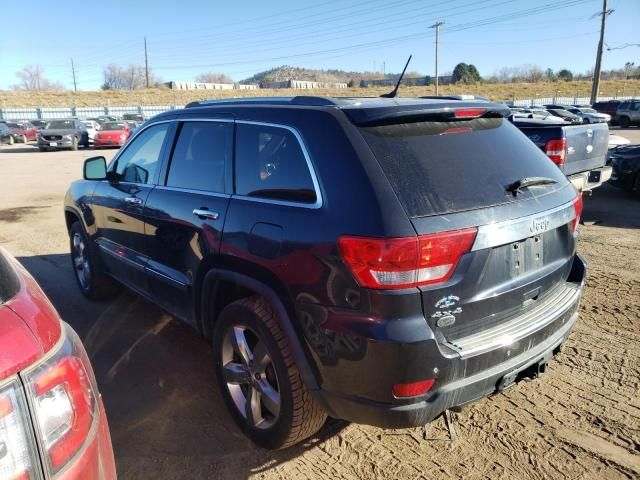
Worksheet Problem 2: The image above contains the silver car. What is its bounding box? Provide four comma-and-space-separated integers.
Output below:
567, 107, 610, 124
614, 100, 640, 128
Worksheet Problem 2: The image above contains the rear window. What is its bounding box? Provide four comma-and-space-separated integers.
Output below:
359, 118, 567, 217
0, 253, 20, 304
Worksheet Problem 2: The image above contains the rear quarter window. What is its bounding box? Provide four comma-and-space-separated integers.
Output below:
359, 117, 568, 217
0, 253, 20, 304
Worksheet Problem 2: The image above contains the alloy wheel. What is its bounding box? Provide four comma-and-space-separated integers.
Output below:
72, 233, 91, 290
221, 324, 281, 429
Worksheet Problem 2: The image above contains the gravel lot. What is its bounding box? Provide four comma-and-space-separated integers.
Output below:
1, 127, 639, 479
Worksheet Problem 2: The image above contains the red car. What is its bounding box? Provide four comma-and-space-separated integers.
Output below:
6, 121, 38, 143
93, 121, 131, 149
0, 247, 116, 479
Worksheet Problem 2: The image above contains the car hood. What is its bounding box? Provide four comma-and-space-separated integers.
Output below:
0, 249, 62, 380
40, 128, 78, 135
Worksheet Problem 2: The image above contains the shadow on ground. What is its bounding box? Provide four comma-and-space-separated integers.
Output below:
17, 253, 348, 479
582, 183, 640, 229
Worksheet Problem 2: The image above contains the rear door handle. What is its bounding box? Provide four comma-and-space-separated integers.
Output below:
193, 209, 219, 220
124, 196, 143, 206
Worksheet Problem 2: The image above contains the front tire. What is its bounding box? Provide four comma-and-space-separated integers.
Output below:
213, 297, 327, 449
619, 116, 630, 128
69, 221, 119, 300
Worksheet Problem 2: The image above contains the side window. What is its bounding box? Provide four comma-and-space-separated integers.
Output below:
166, 121, 231, 193
115, 123, 169, 184
235, 123, 317, 204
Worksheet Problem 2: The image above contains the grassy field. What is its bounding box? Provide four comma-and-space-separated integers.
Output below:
1, 79, 638, 107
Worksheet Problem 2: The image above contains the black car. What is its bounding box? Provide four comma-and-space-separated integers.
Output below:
544, 107, 583, 124
609, 145, 640, 194
0, 122, 15, 145
64, 96, 586, 449
38, 118, 89, 151
29, 119, 47, 130
592, 99, 621, 118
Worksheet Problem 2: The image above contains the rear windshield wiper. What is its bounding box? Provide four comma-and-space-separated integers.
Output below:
506, 176, 557, 196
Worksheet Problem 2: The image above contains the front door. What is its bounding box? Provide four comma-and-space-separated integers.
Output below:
92, 122, 172, 295
143, 120, 233, 325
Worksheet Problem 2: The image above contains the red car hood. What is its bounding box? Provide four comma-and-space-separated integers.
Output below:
0, 250, 62, 381
97, 130, 127, 139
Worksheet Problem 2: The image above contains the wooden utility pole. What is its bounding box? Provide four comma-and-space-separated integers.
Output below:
430, 21, 444, 95
71, 58, 77, 92
144, 36, 150, 88
590, 0, 613, 104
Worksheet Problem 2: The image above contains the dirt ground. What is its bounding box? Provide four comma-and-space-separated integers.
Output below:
0, 128, 639, 479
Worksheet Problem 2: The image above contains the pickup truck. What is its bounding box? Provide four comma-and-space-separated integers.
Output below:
512, 118, 611, 191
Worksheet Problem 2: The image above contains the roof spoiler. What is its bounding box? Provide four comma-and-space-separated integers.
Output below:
347, 103, 511, 126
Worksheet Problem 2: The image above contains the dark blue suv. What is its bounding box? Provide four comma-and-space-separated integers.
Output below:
64, 96, 586, 449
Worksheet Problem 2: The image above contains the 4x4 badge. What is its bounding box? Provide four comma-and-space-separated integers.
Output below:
435, 295, 459, 309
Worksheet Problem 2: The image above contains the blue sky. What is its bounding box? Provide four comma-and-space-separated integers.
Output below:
0, 0, 637, 90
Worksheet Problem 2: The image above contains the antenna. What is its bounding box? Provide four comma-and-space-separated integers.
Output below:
380, 55, 412, 98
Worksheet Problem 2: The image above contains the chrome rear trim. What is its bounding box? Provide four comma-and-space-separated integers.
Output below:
472, 200, 576, 251
445, 282, 581, 359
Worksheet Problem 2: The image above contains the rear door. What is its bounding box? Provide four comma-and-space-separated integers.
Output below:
143, 119, 233, 325
359, 116, 580, 356
92, 122, 173, 295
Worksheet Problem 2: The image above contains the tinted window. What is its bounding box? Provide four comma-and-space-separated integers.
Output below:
0, 253, 20, 304
115, 123, 169, 184
235, 123, 316, 203
359, 118, 568, 217
167, 121, 231, 193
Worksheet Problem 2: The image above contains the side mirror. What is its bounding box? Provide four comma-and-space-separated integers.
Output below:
83, 156, 107, 180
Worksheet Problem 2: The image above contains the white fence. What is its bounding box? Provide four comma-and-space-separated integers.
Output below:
511, 95, 636, 107
0, 105, 182, 121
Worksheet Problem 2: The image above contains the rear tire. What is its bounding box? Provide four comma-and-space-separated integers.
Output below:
20, 135, 27, 143
69, 221, 120, 300
619, 116, 630, 128
213, 296, 327, 449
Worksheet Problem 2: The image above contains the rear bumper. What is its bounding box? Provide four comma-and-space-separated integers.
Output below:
312, 254, 586, 429
569, 166, 612, 191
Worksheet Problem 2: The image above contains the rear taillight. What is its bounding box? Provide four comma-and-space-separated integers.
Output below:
24, 324, 99, 476
571, 193, 583, 234
339, 228, 477, 290
545, 138, 567, 165
0, 382, 39, 480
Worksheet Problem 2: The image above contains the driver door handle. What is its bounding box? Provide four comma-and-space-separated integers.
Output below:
124, 196, 143, 206
193, 209, 219, 220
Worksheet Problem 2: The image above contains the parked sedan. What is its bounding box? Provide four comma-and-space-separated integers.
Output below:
94, 121, 131, 148
566, 107, 610, 124
0, 122, 15, 145
0, 247, 116, 479
609, 145, 640, 194
82, 120, 101, 144
545, 108, 583, 124
6, 121, 38, 143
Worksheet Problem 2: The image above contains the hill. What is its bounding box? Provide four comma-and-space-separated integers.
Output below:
239, 65, 422, 85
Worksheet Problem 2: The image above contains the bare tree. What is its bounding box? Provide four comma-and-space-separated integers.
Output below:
102, 63, 161, 90
195, 72, 233, 84
14, 65, 64, 91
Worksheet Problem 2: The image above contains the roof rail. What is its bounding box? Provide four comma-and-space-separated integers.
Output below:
185, 96, 340, 108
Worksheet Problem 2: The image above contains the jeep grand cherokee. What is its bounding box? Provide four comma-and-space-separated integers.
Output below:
64, 96, 586, 449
